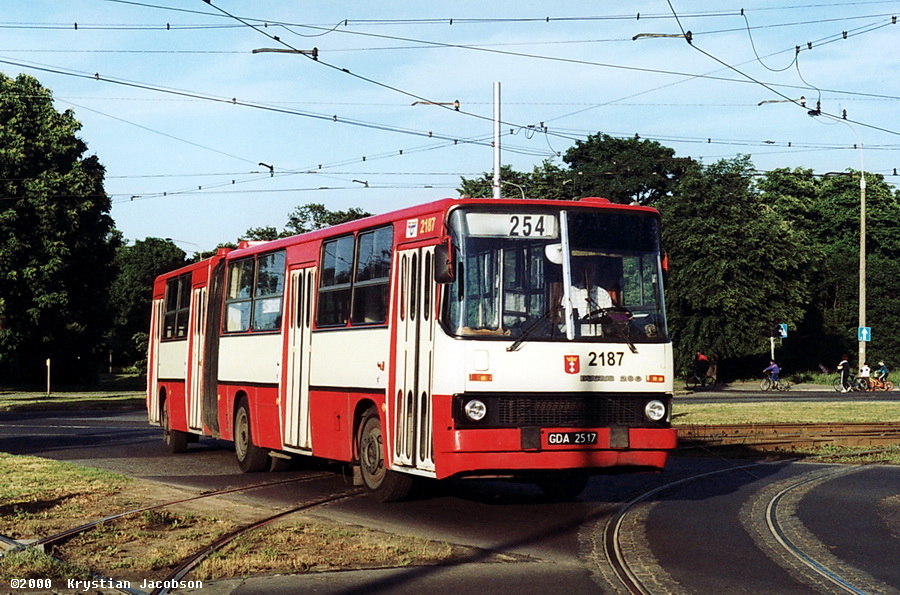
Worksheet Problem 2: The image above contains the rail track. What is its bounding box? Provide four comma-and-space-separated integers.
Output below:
2, 472, 336, 555
150, 488, 365, 595
676, 422, 900, 451
763, 467, 886, 594
0, 472, 357, 595
599, 448, 898, 594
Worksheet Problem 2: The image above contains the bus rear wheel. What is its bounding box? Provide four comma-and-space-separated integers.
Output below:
358, 407, 413, 502
234, 400, 268, 473
161, 400, 188, 454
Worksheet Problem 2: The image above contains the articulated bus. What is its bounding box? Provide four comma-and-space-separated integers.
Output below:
147, 197, 676, 501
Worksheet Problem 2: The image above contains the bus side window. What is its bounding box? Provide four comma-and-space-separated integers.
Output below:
318, 235, 354, 326
352, 226, 392, 324
163, 273, 192, 340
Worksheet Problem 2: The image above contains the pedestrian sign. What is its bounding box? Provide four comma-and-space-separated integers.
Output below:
858, 326, 872, 342
777, 324, 788, 338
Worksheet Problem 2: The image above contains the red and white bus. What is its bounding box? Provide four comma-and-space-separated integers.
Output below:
147, 197, 676, 500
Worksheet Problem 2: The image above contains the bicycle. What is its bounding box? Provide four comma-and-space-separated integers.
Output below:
685, 372, 715, 390
868, 377, 895, 392
760, 372, 791, 391
832, 375, 868, 392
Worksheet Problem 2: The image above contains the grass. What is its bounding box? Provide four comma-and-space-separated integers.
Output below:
0, 391, 144, 412
673, 401, 900, 425
0, 373, 144, 412
196, 520, 461, 580
0, 453, 466, 583
0, 453, 135, 540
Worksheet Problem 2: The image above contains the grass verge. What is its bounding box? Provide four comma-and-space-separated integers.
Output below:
673, 400, 900, 425
0, 454, 467, 584
0, 391, 144, 412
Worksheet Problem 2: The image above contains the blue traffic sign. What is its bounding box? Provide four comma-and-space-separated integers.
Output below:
777, 324, 788, 338
858, 326, 872, 342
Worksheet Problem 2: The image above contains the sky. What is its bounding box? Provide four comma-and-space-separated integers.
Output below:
3, 1, 899, 252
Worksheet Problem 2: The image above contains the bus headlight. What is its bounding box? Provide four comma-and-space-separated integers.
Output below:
644, 400, 666, 421
464, 399, 487, 422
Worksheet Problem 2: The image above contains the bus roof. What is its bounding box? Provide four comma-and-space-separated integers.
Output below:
225, 196, 660, 258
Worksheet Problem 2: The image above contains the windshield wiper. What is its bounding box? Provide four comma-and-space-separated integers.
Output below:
506, 307, 559, 352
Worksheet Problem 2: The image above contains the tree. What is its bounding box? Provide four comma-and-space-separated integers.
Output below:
801, 171, 900, 366
457, 161, 570, 200
563, 132, 690, 205
109, 238, 187, 371
658, 156, 816, 375
285, 203, 372, 235
237, 203, 373, 246
458, 133, 689, 205
0, 73, 119, 384
242, 225, 281, 241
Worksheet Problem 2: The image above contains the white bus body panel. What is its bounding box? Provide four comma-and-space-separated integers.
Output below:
218, 334, 283, 385
431, 334, 674, 395
309, 328, 390, 391
157, 340, 188, 381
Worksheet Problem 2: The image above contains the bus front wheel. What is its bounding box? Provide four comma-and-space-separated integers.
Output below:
358, 407, 413, 502
234, 400, 268, 473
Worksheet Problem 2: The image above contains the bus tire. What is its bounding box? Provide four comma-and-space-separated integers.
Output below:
234, 400, 268, 473
358, 407, 413, 502
161, 400, 188, 454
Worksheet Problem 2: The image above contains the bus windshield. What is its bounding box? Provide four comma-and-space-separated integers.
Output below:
442, 206, 668, 344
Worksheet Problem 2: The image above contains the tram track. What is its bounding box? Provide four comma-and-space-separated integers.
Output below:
149, 487, 365, 595
596, 447, 899, 594
764, 467, 877, 594
677, 422, 900, 451
3, 472, 337, 556
0, 472, 350, 595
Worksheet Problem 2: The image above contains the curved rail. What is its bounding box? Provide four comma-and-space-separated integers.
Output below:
151, 488, 365, 595
12, 473, 335, 554
603, 463, 762, 594
603, 447, 897, 594
765, 467, 872, 595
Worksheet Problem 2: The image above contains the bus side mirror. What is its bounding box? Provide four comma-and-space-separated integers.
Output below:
434, 243, 454, 284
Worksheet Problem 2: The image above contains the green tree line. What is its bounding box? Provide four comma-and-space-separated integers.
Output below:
2, 74, 896, 384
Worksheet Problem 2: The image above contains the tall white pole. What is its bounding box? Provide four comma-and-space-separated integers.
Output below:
858, 159, 866, 369
492, 82, 501, 199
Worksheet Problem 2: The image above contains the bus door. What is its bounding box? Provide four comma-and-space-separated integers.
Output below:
283, 267, 315, 449
392, 247, 436, 472
147, 298, 163, 424
186, 286, 206, 432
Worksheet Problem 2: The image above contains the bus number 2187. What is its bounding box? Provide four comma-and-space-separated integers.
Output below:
588, 351, 624, 366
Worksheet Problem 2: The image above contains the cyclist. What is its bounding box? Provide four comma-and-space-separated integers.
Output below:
837, 355, 851, 392
694, 351, 710, 379
875, 361, 889, 383
763, 360, 780, 385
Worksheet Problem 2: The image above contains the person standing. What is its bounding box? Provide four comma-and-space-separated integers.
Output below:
837, 355, 851, 392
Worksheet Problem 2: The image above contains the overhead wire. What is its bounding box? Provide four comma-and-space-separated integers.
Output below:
6, 2, 898, 203
662, 1, 900, 139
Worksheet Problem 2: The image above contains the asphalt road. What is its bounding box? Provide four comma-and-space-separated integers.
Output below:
1, 407, 897, 594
